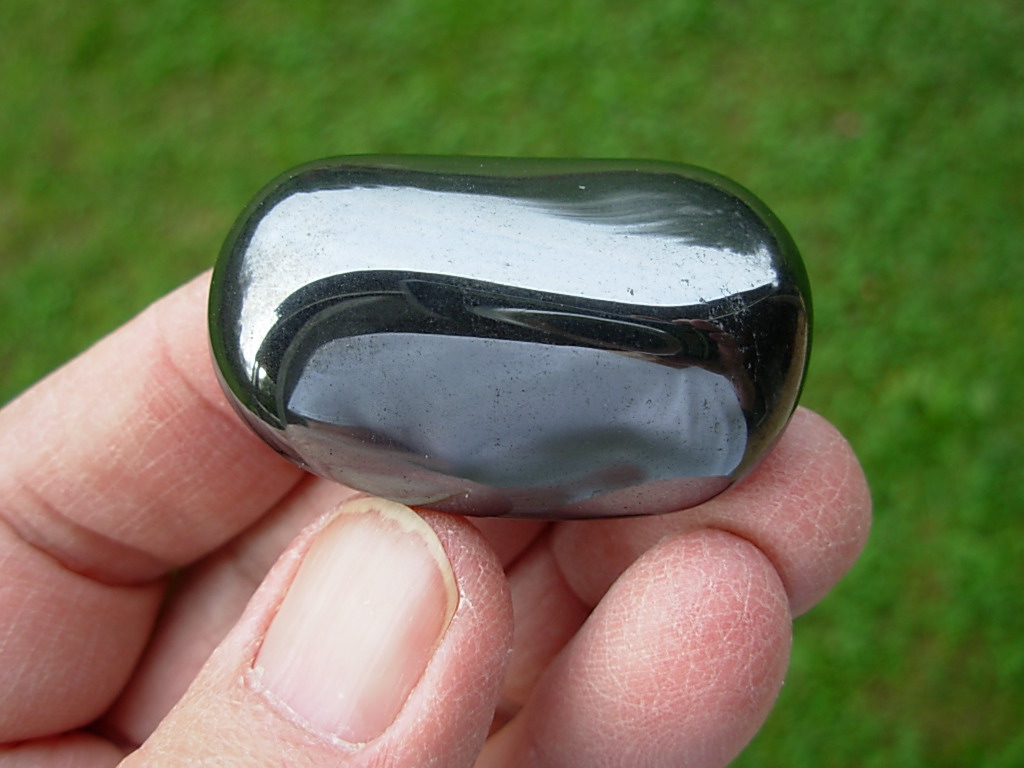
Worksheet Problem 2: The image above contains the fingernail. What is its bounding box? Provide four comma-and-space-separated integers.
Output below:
253, 497, 458, 743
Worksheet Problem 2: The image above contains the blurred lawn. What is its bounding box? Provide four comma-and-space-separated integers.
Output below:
1, 0, 1021, 764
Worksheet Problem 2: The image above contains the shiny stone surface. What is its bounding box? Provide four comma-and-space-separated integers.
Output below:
209, 156, 811, 518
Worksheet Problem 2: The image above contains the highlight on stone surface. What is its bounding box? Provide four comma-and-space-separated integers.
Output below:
209, 156, 811, 518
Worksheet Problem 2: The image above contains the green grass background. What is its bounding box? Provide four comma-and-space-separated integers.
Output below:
1, 1, 1021, 764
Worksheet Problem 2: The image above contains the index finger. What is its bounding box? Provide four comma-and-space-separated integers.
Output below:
0, 272, 303, 741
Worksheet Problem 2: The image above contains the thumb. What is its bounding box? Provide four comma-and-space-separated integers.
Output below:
123, 497, 513, 768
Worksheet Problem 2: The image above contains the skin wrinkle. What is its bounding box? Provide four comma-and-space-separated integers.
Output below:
219, 477, 352, 589
0, 732, 128, 764
136, 276, 302, 562
492, 530, 592, 724
0, 408, 170, 588
0, 578, 39, 697
102, 478, 362, 744
131, 321, 289, 554
127, 327, 201, 479
694, 551, 786, 758
0, 532, 162, 738
209, 478, 336, 596
467, 518, 550, 569
501, 535, 591, 714
702, 521, 793, 611
8, 336, 133, 571
0, 481, 174, 588
103, 564, 263, 746
0, 303, 300, 586
698, 412, 869, 616
518, 530, 790, 768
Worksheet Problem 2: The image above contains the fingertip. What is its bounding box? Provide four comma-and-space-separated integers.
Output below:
510, 529, 791, 768
732, 407, 872, 614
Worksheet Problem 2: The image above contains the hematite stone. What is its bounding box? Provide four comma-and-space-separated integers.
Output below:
209, 156, 811, 518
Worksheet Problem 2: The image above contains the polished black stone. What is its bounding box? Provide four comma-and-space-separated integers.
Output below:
209, 156, 811, 518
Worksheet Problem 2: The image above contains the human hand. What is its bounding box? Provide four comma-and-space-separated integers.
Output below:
0, 274, 870, 767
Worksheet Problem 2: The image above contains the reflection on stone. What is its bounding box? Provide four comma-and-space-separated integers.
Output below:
209, 156, 811, 518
